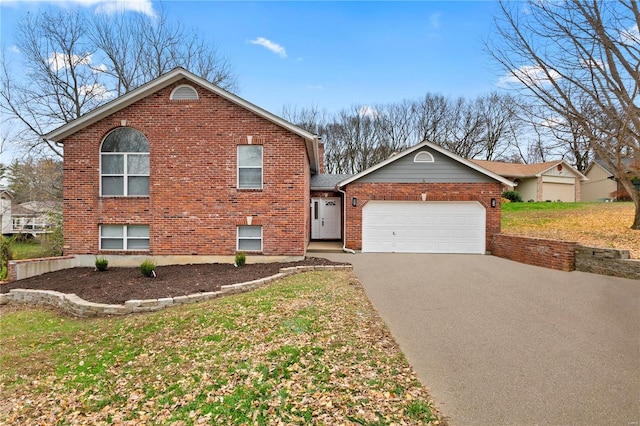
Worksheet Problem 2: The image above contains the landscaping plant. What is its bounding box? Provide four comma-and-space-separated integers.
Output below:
140, 259, 156, 277
235, 251, 246, 267
502, 190, 523, 203
94, 256, 108, 271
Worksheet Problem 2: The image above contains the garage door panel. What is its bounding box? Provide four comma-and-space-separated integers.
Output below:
362, 201, 485, 253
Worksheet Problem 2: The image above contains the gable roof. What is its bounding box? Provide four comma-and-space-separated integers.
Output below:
311, 174, 354, 191
45, 67, 321, 174
338, 141, 515, 188
471, 159, 587, 181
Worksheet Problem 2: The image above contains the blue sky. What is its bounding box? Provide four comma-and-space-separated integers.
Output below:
0, 0, 506, 118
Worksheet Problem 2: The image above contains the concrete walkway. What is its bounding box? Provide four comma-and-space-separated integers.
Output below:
320, 253, 640, 426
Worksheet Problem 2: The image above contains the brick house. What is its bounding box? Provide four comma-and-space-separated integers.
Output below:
46, 68, 512, 265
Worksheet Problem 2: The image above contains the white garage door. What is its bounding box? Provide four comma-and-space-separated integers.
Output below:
542, 183, 575, 202
362, 201, 486, 254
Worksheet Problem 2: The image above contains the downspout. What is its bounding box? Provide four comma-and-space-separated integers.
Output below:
337, 186, 356, 254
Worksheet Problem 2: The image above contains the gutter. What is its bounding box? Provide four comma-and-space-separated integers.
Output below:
337, 186, 356, 254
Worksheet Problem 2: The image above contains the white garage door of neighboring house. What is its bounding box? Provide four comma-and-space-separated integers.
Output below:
362, 201, 486, 254
542, 182, 575, 202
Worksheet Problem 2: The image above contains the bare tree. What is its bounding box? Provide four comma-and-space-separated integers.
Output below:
488, 0, 640, 228
1, 6, 237, 158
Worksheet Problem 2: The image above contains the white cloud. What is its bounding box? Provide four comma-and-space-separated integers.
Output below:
93, 63, 109, 73
249, 37, 287, 58
48, 52, 92, 72
9, 45, 21, 54
94, 0, 156, 18
0, 0, 156, 18
358, 105, 378, 118
498, 65, 561, 87
620, 24, 639, 45
79, 83, 113, 100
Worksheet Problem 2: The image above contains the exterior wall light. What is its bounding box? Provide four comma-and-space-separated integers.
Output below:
352, 197, 358, 207
491, 198, 496, 208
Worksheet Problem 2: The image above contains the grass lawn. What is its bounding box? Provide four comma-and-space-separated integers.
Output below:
0, 270, 444, 425
501, 201, 639, 259
4, 238, 45, 260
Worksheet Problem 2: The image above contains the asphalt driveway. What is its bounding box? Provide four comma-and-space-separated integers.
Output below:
320, 253, 640, 426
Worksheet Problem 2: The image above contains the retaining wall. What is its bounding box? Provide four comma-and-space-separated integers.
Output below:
491, 234, 639, 280
0, 265, 353, 317
8, 256, 76, 282
490, 234, 577, 272
575, 246, 640, 280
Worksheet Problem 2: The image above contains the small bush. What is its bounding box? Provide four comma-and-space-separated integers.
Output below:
502, 190, 523, 202
140, 259, 156, 277
95, 256, 109, 271
235, 251, 246, 267
0, 237, 12, 280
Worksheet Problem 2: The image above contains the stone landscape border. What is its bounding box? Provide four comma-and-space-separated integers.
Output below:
0, 265, 353, 318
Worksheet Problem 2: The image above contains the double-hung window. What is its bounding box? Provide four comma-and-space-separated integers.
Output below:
100, 225, 150, 250
237, 145, 263, 189
101, 128, 150, 196
237, 226, 262, 251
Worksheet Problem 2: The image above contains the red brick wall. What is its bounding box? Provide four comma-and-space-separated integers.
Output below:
342, 182, 503, 250
63, 79, 310, 257
491, 234, 577, 271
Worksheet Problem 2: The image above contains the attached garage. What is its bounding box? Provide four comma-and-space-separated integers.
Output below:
336, 141, 515, 254
362, 201, 486, 253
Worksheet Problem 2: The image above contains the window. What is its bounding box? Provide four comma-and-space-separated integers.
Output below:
237, 145, 263, 189
237, 226, 262, 251
101, 128, 150, 196
414, 151, 435, 163
100, 225, 150, 250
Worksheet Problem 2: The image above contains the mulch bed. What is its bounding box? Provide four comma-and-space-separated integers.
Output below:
0, 257, 348, 305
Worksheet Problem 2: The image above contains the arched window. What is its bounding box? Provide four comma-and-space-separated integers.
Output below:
414, 151, 435, 163
101, 128, 150, 196
170, 85, 199, 101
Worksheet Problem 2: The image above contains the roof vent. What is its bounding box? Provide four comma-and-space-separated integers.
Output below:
170, 85, 199, 101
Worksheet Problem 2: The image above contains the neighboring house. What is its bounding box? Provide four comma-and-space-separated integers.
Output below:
45, 68, 513, 265
472, 160, 587, 202
0, 189, 11, 235
1, 196, 61, 237
582, 158, 640, 201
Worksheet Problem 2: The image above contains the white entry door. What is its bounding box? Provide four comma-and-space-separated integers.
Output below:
311, 197, 341, 239
362, 201, 486, 253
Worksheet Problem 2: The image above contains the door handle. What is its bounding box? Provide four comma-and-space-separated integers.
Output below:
322, 219, 325, 226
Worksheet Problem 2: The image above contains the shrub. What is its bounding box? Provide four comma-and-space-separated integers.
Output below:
38, 212, 64, 257
235, 251, 246, 267
502, 190, 523, 202
0, 237, 12, 280
95, 256, 109, 271
140, 259, 156, 277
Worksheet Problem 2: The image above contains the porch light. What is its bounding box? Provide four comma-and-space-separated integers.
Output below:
352, 197, 358, 207
491, 198, 496, 208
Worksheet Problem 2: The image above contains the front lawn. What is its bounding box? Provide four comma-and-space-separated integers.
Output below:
0, 270, 444, 425
501, 201, 639, 258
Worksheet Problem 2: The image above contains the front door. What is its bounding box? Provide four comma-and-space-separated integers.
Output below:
311, 197, 341, 239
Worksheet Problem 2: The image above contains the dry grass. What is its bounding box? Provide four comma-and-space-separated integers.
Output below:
502, 202, 639, 259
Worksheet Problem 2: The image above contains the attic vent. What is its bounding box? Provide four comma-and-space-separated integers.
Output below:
414, 151, 435, 163
170, 85, 199, 101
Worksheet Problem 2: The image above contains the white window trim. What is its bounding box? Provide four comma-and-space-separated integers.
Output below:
100, 128, 150, 197
414, 151, 435, 163
100, 152, 150, 196
100, 225, 150, 251
237, 225, 263, 252
237, 145, 263, 190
